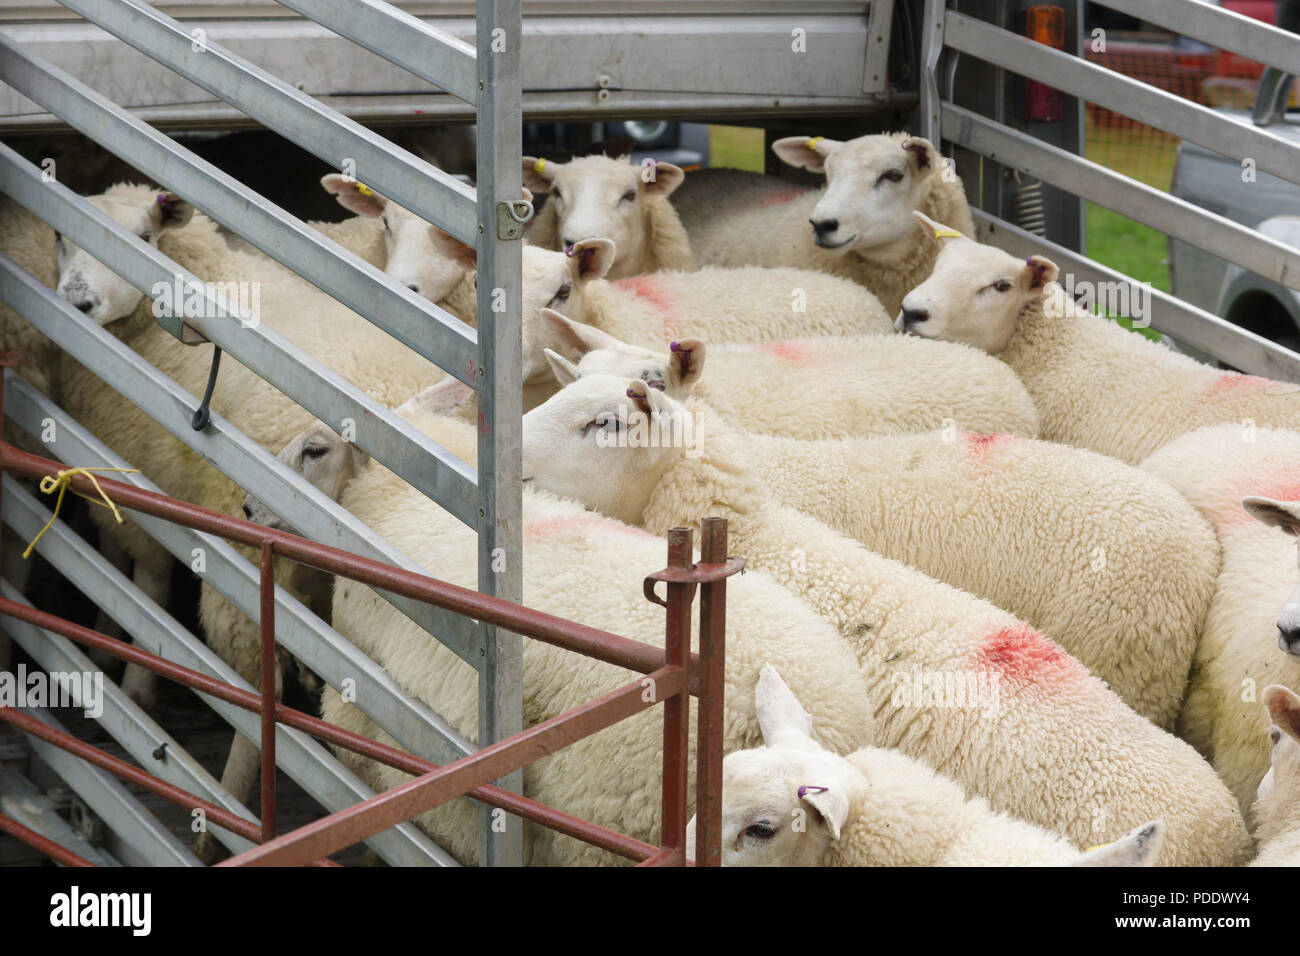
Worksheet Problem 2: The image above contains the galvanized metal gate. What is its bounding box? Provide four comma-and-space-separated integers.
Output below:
0, 0, 528, 865
922, 0, 1300, 381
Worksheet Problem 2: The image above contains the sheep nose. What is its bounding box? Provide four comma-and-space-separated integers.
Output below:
406, 284, 420, 294
810, 218, 839, 237
1279, 622, 1300, 656
74, 299, 95, 314
900, 306, 930, 328
242, 503, 254, 521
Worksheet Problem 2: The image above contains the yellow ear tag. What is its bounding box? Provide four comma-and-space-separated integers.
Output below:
533, 158, 547, 174
932, 227, 962, 239
355, 183, 374, 197
806, 137, 824, 151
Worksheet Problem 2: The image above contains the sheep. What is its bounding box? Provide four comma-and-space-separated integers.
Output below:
53, 185, 450, 844
521, 154, 696, 278
899, 213, 1300, 465
542, 313, 1041, 440
1139, 425, 1300, 814
678, 133, 975, 315
684, 664, 1165, 866
545, 329, 1214, 726
519, 373, 1253, 865
1251, 684, 1300, 866
256, 406, 882, 865
1, 195, 61, 401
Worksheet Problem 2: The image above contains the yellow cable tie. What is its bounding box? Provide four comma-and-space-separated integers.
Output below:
23, 467, 141, 560
355, 183, 374, 197
533, 158, 547, 174
932, 227, 962, 239
806, 137, 824, 151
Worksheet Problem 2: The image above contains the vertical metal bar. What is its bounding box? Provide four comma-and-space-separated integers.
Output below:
660, 527, 693, 864
259, 540, 277, 844
475, 0, 525, 868
694, 518, 728, 867
0, 348, 13, 675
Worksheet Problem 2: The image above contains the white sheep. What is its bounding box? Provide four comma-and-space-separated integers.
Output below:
679, 133, 975, 315
685, 664, 1165, 866
1140, 425, 1300, 813
259, 406, 883, 866
2, 195, 61, 401
520, 374, 1253, 865
545, 331, 1214, 726
521, 154, 696, 278
1252, 684, 1300, 866
542, 313, 1041, 440
54, 185, 449, 841
900, 213, 1300, 465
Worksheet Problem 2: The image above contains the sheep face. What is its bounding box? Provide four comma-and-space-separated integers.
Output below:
685, 665, 860, 866
772, 133, 941, 259
241, 423, 369, 529
897, 212, 1059, 355
521, 374, 687, 525
540, 311, 705, 398
57, 186, 194, 325
520, 241, 614, 385
1256, 685, 1300, 817
1242, 496, 1300, 656
522, 155, 684, 272
321, 174, 475, 303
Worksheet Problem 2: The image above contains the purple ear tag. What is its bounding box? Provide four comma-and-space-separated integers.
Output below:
797, 785, 829, 799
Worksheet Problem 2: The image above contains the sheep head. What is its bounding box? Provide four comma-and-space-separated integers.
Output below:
1242, 496, 1300, 656
57, 184, 194, 325
685, 664, 863, 867
1255, 684, 1300, 830
772, 132, 945, 259
320, 172, 478, 304
897, 213, 1059, 355
241, 423, 369, 529
519, 240, 614, 385
541, 311, 704, 397
522, 154, 683, 277
521, 373, 691, 525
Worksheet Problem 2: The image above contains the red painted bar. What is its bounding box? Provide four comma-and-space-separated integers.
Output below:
0, 810, 95, 867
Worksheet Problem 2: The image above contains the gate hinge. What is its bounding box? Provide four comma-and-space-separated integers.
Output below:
496, 199, 534, 240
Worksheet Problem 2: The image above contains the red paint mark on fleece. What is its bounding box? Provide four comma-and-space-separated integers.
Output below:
615, 275, 682, 339
752, 187, 809, 210
1216, 474, 1300, 532
756, 340, 815, 366
964, 432, 1013, 465
1204, 373, 1277, 400
523, 515, 658, 543
975, 624, 1084, 688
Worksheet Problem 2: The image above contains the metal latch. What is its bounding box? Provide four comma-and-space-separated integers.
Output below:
497, 198, 534, 240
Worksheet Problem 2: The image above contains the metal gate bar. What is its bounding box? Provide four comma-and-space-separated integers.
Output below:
0, 810, 96, 867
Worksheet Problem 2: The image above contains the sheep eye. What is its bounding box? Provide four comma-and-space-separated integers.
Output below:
302, 445, 329, 461
620, 190, 636, 203
552, 283, 572, 304
382, 215, 392, 233
878, 169, 905, 184
1271, 727, 1283, 745
552, 189, 563, 203
581, 415, 620, 437
744, 821, 778, 841
992, 279, 1013, 293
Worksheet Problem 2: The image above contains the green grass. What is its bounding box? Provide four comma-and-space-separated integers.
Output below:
708, 125, 765, 171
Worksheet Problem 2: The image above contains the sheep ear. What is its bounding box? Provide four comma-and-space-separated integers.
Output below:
566, 238, 615, 282
772, 136, 840, 174
901, 136, 939, 177
349, 443, 372, 472
544, 309, 623, 356
1242, 496, 1300, 537
151, 192, 194, 235
1021, 255, 1059, 292
912, 210, 962, 246
799, 786, 850, 842
1264, 684, 1300, 744
544, 348, 582, 387
642, 161, 685, 197
754, 663, 814, 746
668, 338, 705, 390
522, 156, 556, 194
1074, 821, 1165, 867
431, 228, 478, 268
321, 174, 388, 217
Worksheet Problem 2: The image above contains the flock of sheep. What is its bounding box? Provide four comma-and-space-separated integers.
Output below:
4, 127, 1300, 867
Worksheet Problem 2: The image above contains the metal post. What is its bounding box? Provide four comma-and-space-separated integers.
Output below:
694, 518, 728, 867
660, 527, 693, 864
259, 540, 277, 844
475, 0, 525, 867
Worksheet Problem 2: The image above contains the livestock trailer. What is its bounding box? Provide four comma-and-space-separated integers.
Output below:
0, 0, 1296, 877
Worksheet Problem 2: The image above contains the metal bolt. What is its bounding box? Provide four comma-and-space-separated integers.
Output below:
598, 89, 610, 102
